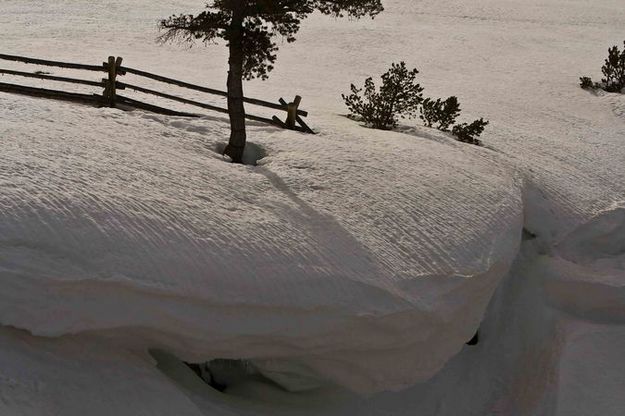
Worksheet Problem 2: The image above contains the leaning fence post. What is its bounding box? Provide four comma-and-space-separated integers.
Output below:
279, 97, 314, 134
285, 95, 302, 129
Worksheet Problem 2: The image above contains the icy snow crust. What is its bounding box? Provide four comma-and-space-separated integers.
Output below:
1, 0, 625, 414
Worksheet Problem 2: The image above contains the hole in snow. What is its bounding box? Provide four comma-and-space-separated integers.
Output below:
466, 330, 479, 346
214, 141, 266, 166
184, 359, 266, 393
150, 350, 268, 396
150, 350, 324, 398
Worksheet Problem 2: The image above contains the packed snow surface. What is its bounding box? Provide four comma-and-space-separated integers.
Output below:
1, 0, 625, 415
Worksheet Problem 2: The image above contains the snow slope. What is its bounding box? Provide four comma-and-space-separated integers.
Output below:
0, 327, 205, 416
1, 0, 625, 414
0, 93, 523, 393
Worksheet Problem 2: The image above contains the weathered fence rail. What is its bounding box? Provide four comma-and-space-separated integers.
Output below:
0, 68, 103, 88
0, 53, 107, 72
0, 53, 313, 133
118, 65, 308, 117
0, 82, 102, 105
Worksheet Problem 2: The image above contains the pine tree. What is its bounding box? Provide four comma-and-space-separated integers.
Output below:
601, 42, 625, 92
579, 76, 594, 90
452, 118, 489, 146
159, 1, 384, 163
420, 96, 461, 131
342, 62, 424, 130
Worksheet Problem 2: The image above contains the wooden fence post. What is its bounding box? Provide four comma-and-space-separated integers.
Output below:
279, 97, 314, 133
115, 57, 124, 74
102, 56, 118, 107
285, 95, 302, 129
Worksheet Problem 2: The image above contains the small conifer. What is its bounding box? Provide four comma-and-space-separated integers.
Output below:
342, 62, 424, 130
452, 118, 489, 146
601, 42, 625, 92
420, 96, 461, 131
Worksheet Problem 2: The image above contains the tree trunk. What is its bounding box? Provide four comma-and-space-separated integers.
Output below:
224, 3, 247, 164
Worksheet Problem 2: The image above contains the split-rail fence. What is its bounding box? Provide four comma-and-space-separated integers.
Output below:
0, 53, 313, 134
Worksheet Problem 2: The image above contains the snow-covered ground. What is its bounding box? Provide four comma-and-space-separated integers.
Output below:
1, 0, 624, 415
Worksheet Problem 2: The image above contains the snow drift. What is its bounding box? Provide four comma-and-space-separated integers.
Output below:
0, 94, 523, 393
1, 0, 625, 414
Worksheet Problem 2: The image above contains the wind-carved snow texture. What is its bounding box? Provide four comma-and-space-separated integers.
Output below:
1, 0, 625, 414
0, 95, 523, 393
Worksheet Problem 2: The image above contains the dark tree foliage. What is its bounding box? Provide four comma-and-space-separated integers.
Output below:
581, 41, 625, 93
342, 62, 424, 130
579, 76, 594, 90
419, 96, 461, 131
159, 0, 384, 163
452, 118, 489, 146
601, 42, 625, 92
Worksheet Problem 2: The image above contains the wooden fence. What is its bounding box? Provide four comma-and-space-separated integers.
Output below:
0, 53, 313, 133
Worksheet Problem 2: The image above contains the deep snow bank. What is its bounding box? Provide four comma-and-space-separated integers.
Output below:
0, 327, 204, 416
1, 0, 625, 412
0, 93, 523, 393
2, 201, 624, 416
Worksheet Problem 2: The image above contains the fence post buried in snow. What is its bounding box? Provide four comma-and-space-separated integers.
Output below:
279, 97, 314, 133
285, 95, 302, 129
103, 56, 121, 107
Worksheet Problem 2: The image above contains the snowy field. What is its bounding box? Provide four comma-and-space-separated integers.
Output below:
1, 0, 624, 415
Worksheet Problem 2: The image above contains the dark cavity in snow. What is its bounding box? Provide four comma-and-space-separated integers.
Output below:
184, 359, 266, 393
215, 141, 266, 166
